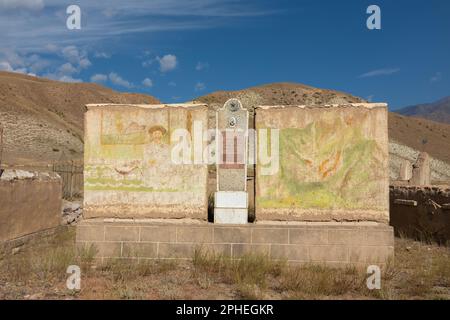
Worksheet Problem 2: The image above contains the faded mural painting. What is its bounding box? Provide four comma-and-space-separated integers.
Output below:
255, 104, 389, 222
84, 104, 208, 219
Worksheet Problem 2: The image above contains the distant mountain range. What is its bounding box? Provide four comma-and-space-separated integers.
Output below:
396, 96, 450, 124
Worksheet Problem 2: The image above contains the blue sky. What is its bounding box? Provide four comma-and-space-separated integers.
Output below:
1, 0, 449, 109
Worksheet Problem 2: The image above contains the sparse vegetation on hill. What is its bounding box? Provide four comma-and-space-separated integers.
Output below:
0, 71, 159, 165
196, 83, 450, 182
195, 82, 366, 110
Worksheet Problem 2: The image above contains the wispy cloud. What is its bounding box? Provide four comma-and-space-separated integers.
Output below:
109, 72, 133, 88
195, 82, 206, 91
430, 71, 442, 83
358, 68, 400, 78
0, 1, 275, 84
0, 0, 274, 52
90, 73, 107, 82
0, 0, 45, 11
94, 52, 111, 59
196, 61, 209, 71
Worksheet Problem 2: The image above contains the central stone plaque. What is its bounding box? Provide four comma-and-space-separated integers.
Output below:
214, 98, 249, 224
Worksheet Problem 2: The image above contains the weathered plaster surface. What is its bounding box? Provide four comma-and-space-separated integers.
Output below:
255, 104, 390, 222
84, 104, 208, 219
0, 170, 62, 242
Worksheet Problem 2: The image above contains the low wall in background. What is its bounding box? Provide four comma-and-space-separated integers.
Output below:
390, 184, 450, 244
0, 170, 62, 242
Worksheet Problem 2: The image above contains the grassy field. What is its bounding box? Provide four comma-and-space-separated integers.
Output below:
0, 227, 449, 300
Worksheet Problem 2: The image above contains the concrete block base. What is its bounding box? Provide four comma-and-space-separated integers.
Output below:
214, 208, 248, 224
214, 191, 248, 208
76, 219, 394, 267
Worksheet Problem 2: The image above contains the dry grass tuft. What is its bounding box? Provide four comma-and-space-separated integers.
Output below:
1, 229, 449, 300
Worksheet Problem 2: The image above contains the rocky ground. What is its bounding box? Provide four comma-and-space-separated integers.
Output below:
61, 200, 83, 226
389, 140, 450, 183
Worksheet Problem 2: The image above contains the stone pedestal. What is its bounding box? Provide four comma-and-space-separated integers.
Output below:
214, 99, 249, 224
399, 159, 413, 181
411, 152, 431, 186
214, 191, 248, 224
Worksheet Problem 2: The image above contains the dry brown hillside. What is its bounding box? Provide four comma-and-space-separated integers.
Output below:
1, 75, 449, 175
0, 71, 159, 165
389, 112, 450, 164
196, 82, 365, 107
196, 82, 450, 168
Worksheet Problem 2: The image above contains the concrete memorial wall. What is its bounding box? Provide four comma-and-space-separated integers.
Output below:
255, 103, 390, 223
83, 103, 209, 220
78, 101, 394, 266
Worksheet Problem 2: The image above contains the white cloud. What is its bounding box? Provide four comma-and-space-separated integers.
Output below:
44, 72, 83, 83
430, 72, 442, 83
358, 68, 400, 78
0, 0, 44, 11
157, 54, 177, 72
0, 1, 273, 83
90, 73, 108, 82
142, 59, 155, 68
94, 52, 111, 59
142, 78, 153, 87
109, 72, 133, 88
1, 49, 25, 68
0, 46, 91, 81
62, 46, 80, 63
0, 61, 13, 72
195, 82, 206, 91
196, 62, 209, 71
27, 54, 50, 73
0, 58, 43, 76
58, 63, 77, 75
61, 46, 91, 70
58, 75, 82, 83
44, 44, 59, 53
79, 58, 92, 69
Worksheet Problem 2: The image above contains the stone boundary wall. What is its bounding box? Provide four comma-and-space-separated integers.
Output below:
0, 170, 62, 242
77, 219, 394, 267
390, 184, 450, 244
0, 226, 69, 257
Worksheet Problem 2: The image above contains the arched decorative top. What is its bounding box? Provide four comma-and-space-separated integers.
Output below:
221, 98, 244, 113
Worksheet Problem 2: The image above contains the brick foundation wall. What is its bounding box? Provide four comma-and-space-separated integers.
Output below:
77, 219, 394, 267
